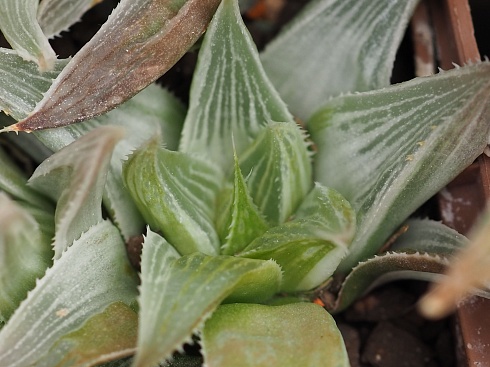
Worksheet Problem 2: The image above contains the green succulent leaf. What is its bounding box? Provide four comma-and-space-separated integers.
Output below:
240, 183, 355, 291
201, 303, 349, 367
0, 220, 139, 367
29, 126, 125, 259
330, 219, 467, 312
239, 121, 312, 225
0, 194, 53, 323
0, 0, 57, 71
5, 0, 221, 132
261, 0, 419, 120
134, 230, 282, 367
0, 49, 67, 121
38, 0, 104, 39
179, 0, 294, 171
217, 152, 269, 255
124, 138, 223, 255
34, 84, 185, 240
309, 62, 490, 273
0, 145, 53, 209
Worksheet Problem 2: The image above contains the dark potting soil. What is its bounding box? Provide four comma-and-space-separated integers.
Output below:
0, 1, 470, 366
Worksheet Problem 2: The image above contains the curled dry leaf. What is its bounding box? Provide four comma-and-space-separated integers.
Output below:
3, 0, 221, 133
419, 210, 490, 319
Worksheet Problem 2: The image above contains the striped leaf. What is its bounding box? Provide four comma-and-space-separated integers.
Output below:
179, 0, 293, 171
238, 121, 312, 225
202, 303, 349, 367
134, 230, 282, 367
240, 183, 355, 291
261, 0, 419, 120
38, 0, 105, 39
0, 220, 139, 367
330, 219, 467, 312
123, 138, 223, 255
309, 62, 490, 273
4, 0, 221, 132
0, 0, 57, 71
0, 194, 53, 323
29, 126, 125, 259
217, 152, 269, 256
34, 84, 185, 240
0, 49, 67, 121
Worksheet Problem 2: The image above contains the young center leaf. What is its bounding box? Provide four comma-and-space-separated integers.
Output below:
0, 49, 67, 121
240, 183, 355, 291
216, 152, 269, 256
201, 303, 349, 367
29, 126, 125, 259
124, 138, 223, 255
0, 0, 57, 71
0, 194, 53, 323
4, 0, 221, 133
38, 0, 104, 39
309, 62, 490, 273
0, 220, 139, 367
261, 0, 419, 120
238, 122, 312, 225
134, 230, 282, 367
179, 0, 294, 171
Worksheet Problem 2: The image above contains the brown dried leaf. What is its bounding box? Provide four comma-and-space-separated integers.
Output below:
4, 0, 220, 133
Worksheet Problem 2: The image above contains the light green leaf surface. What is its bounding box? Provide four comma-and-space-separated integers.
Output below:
38, 0, 104, 38
239, 122, 312, 225
330, 219, 467, 312
202, 303, 349, 367
0, 49, 67, 121
217, 153, 269, 255
29, 126, 125, 259
309, 62, 490, 273
35, 84, 185, 239
0, 194, 53, 323
5, 0, 221, 132
0, 220, 139, 367
240, 183, 355, 291
134, 230, 282, 367
179, 0, 293, 171
261, 0, 419, 120
124, 138, 223, 255
0, 145, 53, 209
0, 0, 57, 71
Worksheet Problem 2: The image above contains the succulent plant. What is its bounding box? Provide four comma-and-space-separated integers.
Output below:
0, 0, 489, 366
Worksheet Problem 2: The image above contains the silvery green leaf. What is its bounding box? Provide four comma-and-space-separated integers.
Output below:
124, 138, 223, 255
134, 230, 282, 367
0, 145, 53, 209
35, 84, 185, 239
201, 303, 349, 367
261, 0, 419, 120
240, 183, 355, 291
217, 153, 269, 256
179, 0, 293, 171
0, 220, 139, 367
38, 0, 104, 38
309, 62, 490, 273
29, 126, 125, 259
0, 0, 57, 71
330, 219, 467, 312
239, 121, 312, 225
0, 194, 53, 323
0, 49, 67, 121
4, 0, 221, 132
